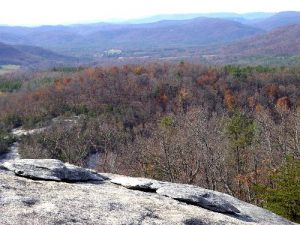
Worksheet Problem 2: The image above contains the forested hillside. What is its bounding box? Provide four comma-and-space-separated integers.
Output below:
0, 42, 75, 66
252, 11, 300, 30
214, 25, 300, 56
0, 63, 299, 222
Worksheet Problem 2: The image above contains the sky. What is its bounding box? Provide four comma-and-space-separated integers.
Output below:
1, 0, 300, 26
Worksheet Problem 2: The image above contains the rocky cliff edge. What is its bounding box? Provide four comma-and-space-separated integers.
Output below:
0, 159, 298, 225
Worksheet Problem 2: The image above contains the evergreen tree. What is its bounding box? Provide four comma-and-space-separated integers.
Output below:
259, 157, 300, 223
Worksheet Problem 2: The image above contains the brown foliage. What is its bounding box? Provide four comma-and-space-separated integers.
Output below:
224, 90, 235, 109
2, 63, 300, 214
266, 84, 279, 100
276, 96, 292, 111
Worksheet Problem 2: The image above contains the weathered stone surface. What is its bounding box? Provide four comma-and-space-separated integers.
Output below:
0, 159, 298, 225
103, 174, 298, 225
2, 159, 106, 182
110, 175, 241, 216
109, 174, 166, 190
156, 184, 240, 215
0, 172, 280, 225
11, 127, 46, 137
111, 175, 240, 215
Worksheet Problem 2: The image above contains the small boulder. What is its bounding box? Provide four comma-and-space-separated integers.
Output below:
2, 159, 106, 182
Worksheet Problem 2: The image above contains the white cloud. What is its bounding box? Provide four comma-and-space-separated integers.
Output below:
1, 0, 300, 25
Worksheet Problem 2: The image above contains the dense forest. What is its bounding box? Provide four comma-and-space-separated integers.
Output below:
0, 62, 300, 222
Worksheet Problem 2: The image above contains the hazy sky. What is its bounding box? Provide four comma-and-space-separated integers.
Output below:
1, 0, 300, 26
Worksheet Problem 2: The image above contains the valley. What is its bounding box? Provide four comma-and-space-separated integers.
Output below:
0, 11, 300, 66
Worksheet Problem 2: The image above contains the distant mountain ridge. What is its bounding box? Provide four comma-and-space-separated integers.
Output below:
0, 42, 75, 66
123, 12, 275, 24
212, 24, 300, 56
84, 18, 263, 50
0, 17, 264, 55
0, 11, 300, 65
252, 11, 300, 30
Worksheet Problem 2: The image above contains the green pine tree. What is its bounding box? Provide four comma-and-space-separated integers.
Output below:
259, 157, 300, 223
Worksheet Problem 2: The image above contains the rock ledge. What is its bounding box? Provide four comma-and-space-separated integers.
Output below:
2, 159, 106, 182
0, 159, 298, 225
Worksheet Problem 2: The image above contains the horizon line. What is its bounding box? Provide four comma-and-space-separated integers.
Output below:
1, 10, 298, 27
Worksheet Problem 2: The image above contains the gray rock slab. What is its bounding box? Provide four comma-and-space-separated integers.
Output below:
156, 184, 241, 215
0, 160, 297, 225
0, 172, 285, 225
109, 176, 242, 216
2, 159, 106, 182
102, 174, 297, 225
108, 174, 166, 190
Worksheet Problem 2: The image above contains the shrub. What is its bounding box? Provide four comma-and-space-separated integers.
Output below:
224, 65, 252, 81
19, 117, 126, 168
3, 113, 22, 128
159, 115, 174, 128
258, 157, 300, 223
0, 78, 22, 92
